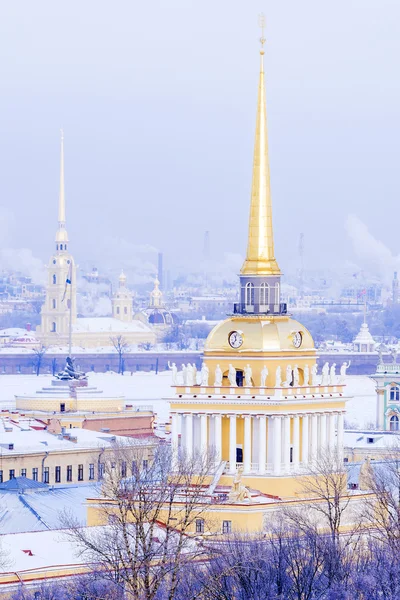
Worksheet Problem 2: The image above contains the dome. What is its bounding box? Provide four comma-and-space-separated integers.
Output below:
204, 315, 315, 354
135, 308, 180, 327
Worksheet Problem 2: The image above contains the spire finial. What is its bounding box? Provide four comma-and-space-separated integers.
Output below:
240, 21, 281, 276
55, 129, 69, 247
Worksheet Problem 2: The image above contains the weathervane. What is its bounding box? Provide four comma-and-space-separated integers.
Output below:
258, 13, 266, 50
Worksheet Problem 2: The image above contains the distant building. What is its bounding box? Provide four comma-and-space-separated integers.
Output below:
372, 360, 400, 430
352, 321, 376, 353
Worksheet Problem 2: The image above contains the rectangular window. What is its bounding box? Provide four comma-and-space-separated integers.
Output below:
121, 461, 127, 478
55, 466, 61, 483
196, 519, 205, 533
0, 471, 2, 483
67, 465, 72, 482
43, 467, 49, 484
132, 461, 138, 475
9, 469, 15, 480
99, 463, 105, 479
143, 460, 148, 471
32, 468, 38, 481
89, 464, 95, 480
21, 469, 27, 477
78, 464, 84, 481
222, 520, 232, 534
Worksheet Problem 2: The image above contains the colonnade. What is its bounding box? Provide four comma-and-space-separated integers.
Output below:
171, 411, 344, 476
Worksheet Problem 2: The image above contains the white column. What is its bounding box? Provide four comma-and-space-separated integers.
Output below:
243, 415, 252, 473
229, 414, 237, 472
320, 413, 327, 451
273, 416, 282, 475
185, 413, 193, 459
311, 413, 318, 460
302, 414, 309, 464
376, 389, 385, 429
171, 413, 179, 467
283, 415, 291, 472
337, 412, 344, 459
292, 415, 300, 468
214, 414, 222, 461
258, 415, 267, 474
200, 414, 208, 455
327, 413, 335, 451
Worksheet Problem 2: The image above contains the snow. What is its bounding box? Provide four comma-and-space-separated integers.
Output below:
72, 317, 152, 333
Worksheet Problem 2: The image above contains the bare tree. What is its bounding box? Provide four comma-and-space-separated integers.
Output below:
32, 343, 47, 376
110, 335, 129, 374
62, 443, 217, 600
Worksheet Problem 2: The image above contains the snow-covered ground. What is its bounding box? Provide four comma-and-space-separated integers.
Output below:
0, 372, 377, 429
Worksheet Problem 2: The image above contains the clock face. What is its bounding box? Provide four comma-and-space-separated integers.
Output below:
229, 331, 243, 349
293, 332, 302, 348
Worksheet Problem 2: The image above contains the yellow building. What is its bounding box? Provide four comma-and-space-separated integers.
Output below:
36, 133, 156, 349
169, 36, 349, 500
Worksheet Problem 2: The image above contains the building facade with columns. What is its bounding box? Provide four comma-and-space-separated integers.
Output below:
168, 38, 349, 499
372, 361, 400, 431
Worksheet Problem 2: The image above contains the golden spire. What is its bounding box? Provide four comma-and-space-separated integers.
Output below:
241, 15, 281, 276
55, 129, 69, 245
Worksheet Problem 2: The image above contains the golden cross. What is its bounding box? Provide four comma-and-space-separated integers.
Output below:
258, 13, 266, 47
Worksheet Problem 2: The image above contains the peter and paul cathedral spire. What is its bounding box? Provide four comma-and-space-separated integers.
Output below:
237, 16, 285, 316
55, 129, 69, 252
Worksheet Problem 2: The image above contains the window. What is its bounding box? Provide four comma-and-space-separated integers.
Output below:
0, 471, 2, 483
67, 299, 71, 309
124, 306, 128, 314
43, 467, 49, 484
78, 464, 84, 481
32, 468, 38, 481
89, 464, 95, 480
260, 282, 270, 306
60, 244, 63, 250
143, 460, 148, 471
121, 461, 127, 478
60, 403, 65, 413
52, 274, 57, 284
245, 282, 254, 306
55, 466, 61, 483
21, 469, 27, 477
51, 322, 56, 333
390, 415, 399, 431
275, 282, 280, 305
67, 465, 72, 482
116, 306, 120, 315
52, 298, 56, 309
196, 519, 205, 533
390, 386, 400, 402
222, 520, 232, 534
9, 470, 15, 480
99, 463, 105, 479
132, 461, 138, 475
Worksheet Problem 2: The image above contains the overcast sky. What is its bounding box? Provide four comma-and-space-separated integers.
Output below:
0, 0, 399, 282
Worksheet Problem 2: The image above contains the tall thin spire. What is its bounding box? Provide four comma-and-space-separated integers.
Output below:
55, 129, 69, 246
241, 17, 280, 276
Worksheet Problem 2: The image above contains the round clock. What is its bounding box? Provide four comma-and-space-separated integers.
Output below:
293, 331, 302, 348
229, 331, 243, 349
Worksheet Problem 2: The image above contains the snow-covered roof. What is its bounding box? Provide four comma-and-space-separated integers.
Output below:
344, 429, 400, 450
73, 317, 152, 333
0, 328, 35, 338
353, 322, 376, 347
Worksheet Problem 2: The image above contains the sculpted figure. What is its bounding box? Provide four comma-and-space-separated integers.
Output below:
391, 348, 398, 365
311, 364, 318, 386
275, 365, 282, 387
186, 363, 194, 386
293, 365, 300, 387
244, 364, 253, 387
200, 363, 209, 386
214, 364, 223, 387
321, 362, 329, 386
168, 361, 178, 385
260, 365, 268, 387
56, 356, 87, 381
228, 364, 237, 387
339, 361, 351, 383
285, 364, 292, 387
329, 363, 336, 385
303, 364, 310, 386
228, 466, 252, 503
192, 363, 198, 385
181, 364, 187, 385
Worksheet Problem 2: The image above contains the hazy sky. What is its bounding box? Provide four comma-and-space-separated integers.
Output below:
1, 0, 400, 283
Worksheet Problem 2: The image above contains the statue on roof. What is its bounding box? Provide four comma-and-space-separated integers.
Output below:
228, 466, 252, 503
56, 356, 87, 381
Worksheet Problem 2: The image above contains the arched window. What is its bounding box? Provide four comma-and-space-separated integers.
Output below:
390, 415, 399, 431
52, 299, 56, 309
60, 244, 63, 250
116, 307, 120, 315
275, 283, 280, 305
52, 274, 57, 285
260, 282, 270, 306
245, 282, 254, 306
51, 322, 56, 333
124, 306, 128, 314
390, 386, 400, 402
